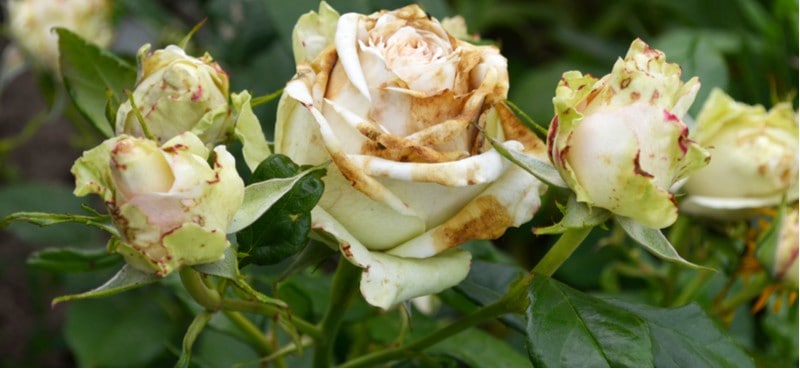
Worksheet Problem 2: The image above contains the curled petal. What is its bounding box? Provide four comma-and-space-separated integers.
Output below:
311, 206, 471, 309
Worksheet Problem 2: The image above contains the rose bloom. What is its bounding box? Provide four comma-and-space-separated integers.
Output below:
681, 89, 798, 219
276, 3, 547, 309
773, 206, 798, 287
117, 45, 232, 146
548, 38, 710, 229
116, 44, 270, 171
6, 0, 113, 74
71, 132, 244, 276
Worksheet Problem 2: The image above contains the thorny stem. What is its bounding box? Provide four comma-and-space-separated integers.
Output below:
223, 310, 272, 357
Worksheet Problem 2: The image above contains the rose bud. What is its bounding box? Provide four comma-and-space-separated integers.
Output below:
548, 38, 710, 229
6, 0, 113, 75
681, 89, 798, 219
277, 4, 547, 309
115, 45, 232, 146
773, 207, 799, 287
71, 132, 244, 276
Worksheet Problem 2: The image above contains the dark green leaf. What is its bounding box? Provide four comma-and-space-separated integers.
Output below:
429, 328, 531, 367
606, 300, 755, 367
27, 247, 121, 272
57, 27, 137, 137
237, 154, 326, 266
52, 264, 160, 305
526, 276, 654, 367
64, 289, 181, 367
455, 260, 527, 333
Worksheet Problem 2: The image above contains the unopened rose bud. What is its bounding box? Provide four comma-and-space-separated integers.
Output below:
116, 45, 232, 147
773, 207, 798, 287
548, 38, 710, 229
71, 132, 244, 276
682, 89, 798, 218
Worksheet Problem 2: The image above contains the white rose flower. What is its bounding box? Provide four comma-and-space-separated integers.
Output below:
681, 89, 799, 219
6, 0, 113, 74
548, 38, 710, 229
71, 132, 245, 276
276, 3, 547, 309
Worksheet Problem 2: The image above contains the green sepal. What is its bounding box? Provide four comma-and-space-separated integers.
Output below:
27, 247, 122, 272
486, 134, 567, 188
616, 215, 713, 271
535, 195, 611, 235
51, 264, 160, 306
0, 211, 118, 237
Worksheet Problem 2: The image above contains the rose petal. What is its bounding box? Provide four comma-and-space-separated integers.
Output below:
387, 164, 544, 258
335, 13, 371, 102
311, 206, 471, 309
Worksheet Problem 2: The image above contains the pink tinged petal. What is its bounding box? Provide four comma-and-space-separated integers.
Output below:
335, 13, 371, 102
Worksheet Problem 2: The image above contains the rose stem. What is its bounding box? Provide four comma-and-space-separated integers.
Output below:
713, 273, 771, 317
339, 300, 512, 368
222, 310, 272, 358
313, 259, 362, 367
176, 310, 213, 367
532, 227, 593, 277
181, 267, 321, 347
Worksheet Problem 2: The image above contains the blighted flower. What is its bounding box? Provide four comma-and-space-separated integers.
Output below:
548, 38, 710, 229
71, 132, 244, 276
682, 89, 798, 218
116, 44, 270, 171
277, 3, 547, 309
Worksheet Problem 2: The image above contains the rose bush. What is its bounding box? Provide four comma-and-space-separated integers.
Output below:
276, 3, 547, 309
116, 44, 270, 171
71, 132, 244, 276
548, 38, 710, 229
681, 89, 798, 218
6, 0, 113, 74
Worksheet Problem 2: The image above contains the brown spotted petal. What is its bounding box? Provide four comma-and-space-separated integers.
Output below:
311, 206, 471, 310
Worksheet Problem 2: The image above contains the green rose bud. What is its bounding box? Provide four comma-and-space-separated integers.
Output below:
116, 44, 232, 145
682, 89, 798, 218
548, 38, 710, 229
6, 0, 113, 74
71, 132, 244, 276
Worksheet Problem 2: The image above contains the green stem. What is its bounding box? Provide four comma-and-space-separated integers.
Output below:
180, 268, 221, 311
314, 259, 362, 367
340, 300, 511, 368
176, 311, 214, 367
220, 298, 321, 340
223, 310, 272, 356
251, 88, 284, 107
714, 274, 771, 316
670, 269, 713, 308
533, 227, 592, 277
